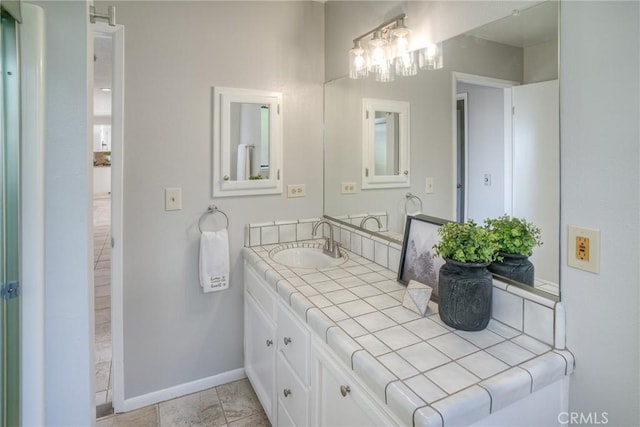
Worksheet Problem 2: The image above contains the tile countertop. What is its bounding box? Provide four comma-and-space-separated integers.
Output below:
242, 241, 575, 427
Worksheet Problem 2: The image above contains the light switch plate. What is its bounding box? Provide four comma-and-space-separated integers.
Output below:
425, 177, 434, 194
165, 188, 182, 211
567, 225, 600, 274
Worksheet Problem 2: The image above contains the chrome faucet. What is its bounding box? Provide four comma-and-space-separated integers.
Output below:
312, 220, 342, 258
360, 215, 383, 231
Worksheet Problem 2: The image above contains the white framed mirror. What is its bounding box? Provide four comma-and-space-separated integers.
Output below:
362, 98, 410, 189
212, 87, 283, 197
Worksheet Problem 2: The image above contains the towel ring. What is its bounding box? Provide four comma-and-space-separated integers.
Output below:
404, 192, 423, 215
198, 205, 229, 233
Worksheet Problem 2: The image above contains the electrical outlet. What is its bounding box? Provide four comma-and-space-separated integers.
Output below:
425, 177, 434, 194
341, 182, 357, 194
567, 225, 600, 273
287, 184, 306, 198
165, 188, 182, 211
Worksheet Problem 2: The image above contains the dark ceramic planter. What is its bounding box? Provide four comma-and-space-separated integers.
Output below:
438, 258, 492, 331
488, 252, 535, 286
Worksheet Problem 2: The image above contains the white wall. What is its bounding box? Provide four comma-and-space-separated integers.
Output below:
524, 38, 558, 84
560, 1, 639, 425
457, 82, 505, 222
101, 1, 325, 400
28, 0, 95, 424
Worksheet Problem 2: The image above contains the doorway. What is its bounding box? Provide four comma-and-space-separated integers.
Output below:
452, 73, 517, 223
92, 21, 124, 418
455, 94, 467, 223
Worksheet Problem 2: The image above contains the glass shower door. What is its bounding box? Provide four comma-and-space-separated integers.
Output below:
0, 13, 21, 427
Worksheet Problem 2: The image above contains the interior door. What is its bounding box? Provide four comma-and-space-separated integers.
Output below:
1, 12, 21, 427
512, 80, 560, 285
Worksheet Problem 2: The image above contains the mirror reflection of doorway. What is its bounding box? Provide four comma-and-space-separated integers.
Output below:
456, 95, 467, 223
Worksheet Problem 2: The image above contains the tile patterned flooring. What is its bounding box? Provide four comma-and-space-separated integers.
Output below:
96, 378, 270, 426
93, 195, 269, 425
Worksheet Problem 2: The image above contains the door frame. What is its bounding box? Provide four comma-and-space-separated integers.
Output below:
451, 72, 519, 221
455, 93, 469, 222
92, 21, 125, 413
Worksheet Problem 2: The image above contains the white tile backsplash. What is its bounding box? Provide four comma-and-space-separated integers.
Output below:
523, 300, 555, 345
492, 287, 524, 331
296, 222, 313, 241
278, 223, 296, 242
361, 237, 374, 260
374, 241, 389, 266
260, 225, 278, 244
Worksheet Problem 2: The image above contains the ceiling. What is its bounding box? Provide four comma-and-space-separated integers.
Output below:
466, 1, 558, 48
93, 34, 112, 117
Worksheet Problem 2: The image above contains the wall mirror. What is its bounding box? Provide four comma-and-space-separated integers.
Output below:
323, 1, 559, 298
212, 87, 283, 197
362, 98, 410, 189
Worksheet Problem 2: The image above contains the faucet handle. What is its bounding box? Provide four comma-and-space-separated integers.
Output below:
333, 241, 342, 258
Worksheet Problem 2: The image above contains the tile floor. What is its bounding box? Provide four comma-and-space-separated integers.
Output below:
96, 378, 270, 427
94, 194, 113, 415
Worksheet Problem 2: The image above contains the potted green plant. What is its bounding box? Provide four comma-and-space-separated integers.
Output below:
484, 215, 542, 286
432, 220, 500, 331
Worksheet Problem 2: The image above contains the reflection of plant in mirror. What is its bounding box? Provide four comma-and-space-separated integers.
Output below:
248, 175, 263, 180
485, 215, 542, 256
433, 220, 500, 263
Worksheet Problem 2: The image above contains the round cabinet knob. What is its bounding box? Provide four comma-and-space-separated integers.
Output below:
403, 170, 409, 175
266, 339, 273, 347
283, 388, 292, 397
283, 337, 292, 345
340, 385, 351, 397
223, 175, 230, 181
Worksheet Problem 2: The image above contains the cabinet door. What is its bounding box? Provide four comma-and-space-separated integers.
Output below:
316, 358, 382, 427
277, 302, 310, 383
277, 352, 309, 427
245, 293, 276, 423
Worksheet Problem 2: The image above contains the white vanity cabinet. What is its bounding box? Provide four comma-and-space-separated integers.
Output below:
244, 262, 387, 427
311, 340, 398, 427
244, 265, 277, 424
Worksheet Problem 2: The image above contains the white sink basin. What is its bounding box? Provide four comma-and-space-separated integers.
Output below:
269, 243, 348, 269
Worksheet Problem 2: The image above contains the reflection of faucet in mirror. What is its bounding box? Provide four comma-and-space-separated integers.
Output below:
360, 215, 382, 231
404, 193, 423, 216
312, 220, 342, 258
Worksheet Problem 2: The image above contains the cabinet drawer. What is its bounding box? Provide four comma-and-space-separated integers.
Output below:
277, 302, 310, 383
244, 263, 275, 320
277, 353, 309, 427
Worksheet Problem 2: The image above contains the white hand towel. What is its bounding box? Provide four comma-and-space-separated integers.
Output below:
199, 229, 230, 292
237, 144, 251, 181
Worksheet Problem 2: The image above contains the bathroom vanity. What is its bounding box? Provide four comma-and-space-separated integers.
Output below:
242, 219, 573, 427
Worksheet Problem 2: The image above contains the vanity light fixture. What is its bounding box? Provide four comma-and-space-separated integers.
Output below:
348, 13, 443, 81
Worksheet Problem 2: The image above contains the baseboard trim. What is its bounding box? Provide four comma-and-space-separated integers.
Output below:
121, 368, 246, 413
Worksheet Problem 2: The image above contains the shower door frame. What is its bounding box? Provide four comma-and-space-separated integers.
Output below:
92, 21, 125, 414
